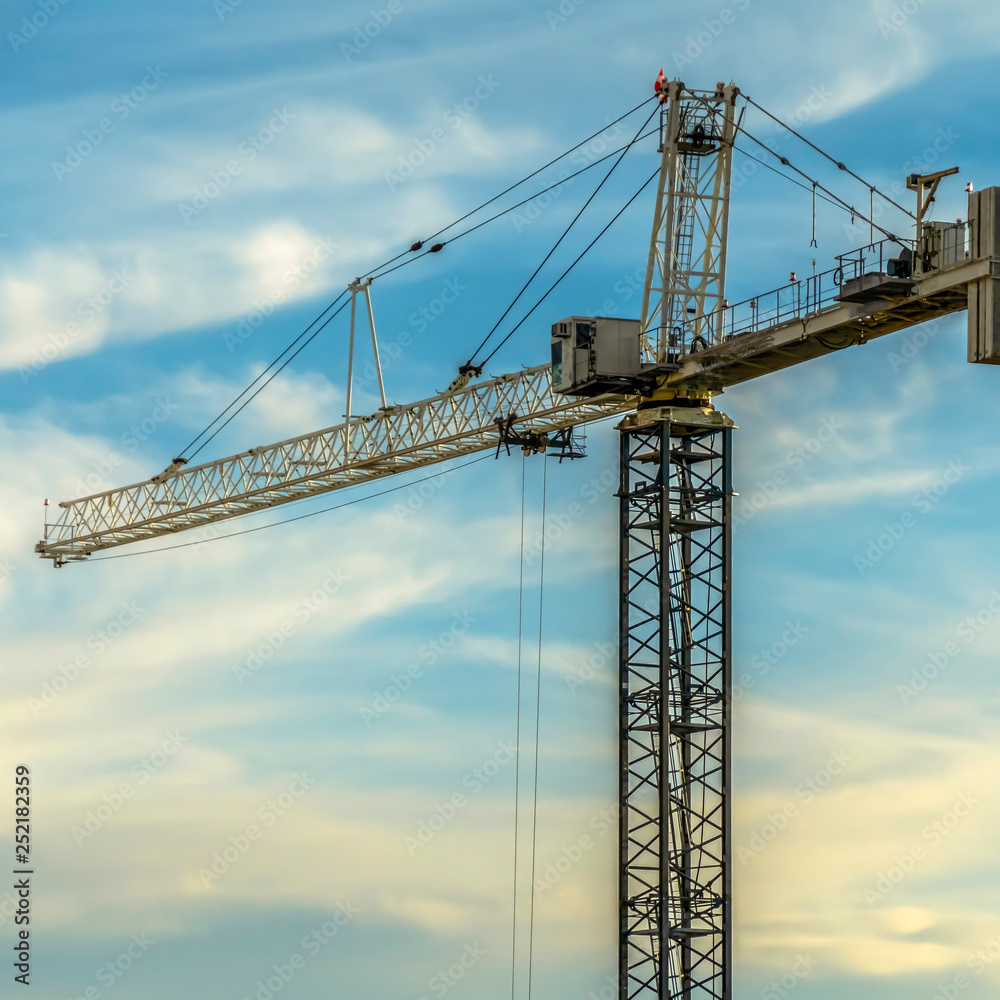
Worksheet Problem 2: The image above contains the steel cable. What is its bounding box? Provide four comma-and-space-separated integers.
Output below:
466, 103, 660, 366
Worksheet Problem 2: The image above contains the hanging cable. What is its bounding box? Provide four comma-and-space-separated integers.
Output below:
733, 119, 903, 243
689, 92, 908, 245
418, 98, 658, 249
526, 457, 547, 1000
365, 102, 659, 283
510, 453, 526, 1000
176, 289, 349, 460
369, 97, 658, 277
175, 101, 659, 464
480, 166, 659, 367
733, 144, 845, 210
178, 133, 651, 463
810, 182, 818, 248
466, 103, 660, 366
366, 123, 662, 285
184, 297, 352, 463
346, 97, 658, 280
187, 120, 661, 460
742, 94, 917, 220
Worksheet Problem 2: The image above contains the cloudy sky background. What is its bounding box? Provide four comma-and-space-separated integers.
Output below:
4, 1, 1000, 998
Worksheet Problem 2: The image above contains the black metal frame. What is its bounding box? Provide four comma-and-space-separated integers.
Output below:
494, 414, 587, 460
618, 407, 732, 1000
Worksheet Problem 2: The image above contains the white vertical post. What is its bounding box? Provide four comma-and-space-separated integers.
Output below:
363, 280, 393, 452
346, 280, 359, 457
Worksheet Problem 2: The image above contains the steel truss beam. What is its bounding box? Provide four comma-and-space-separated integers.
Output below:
618, 405, 732, 1000
36, 365, 635, 563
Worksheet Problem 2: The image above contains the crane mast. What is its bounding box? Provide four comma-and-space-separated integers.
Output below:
34, 75, 1000, 1000
617, 404, 732, 1000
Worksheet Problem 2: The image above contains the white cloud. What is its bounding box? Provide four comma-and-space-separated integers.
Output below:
166, 365, 344, 449
0, 388, 619, 962
765, 468, 939, 510
734, 697, 1000, 979
0, 83, 544, 374
0, 220, 348, 370
460, 633, 616, 688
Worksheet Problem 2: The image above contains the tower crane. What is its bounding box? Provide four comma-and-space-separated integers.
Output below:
36, 78, 1000, 1000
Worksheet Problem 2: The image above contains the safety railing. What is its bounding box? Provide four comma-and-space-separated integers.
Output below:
648, 227, 969, 359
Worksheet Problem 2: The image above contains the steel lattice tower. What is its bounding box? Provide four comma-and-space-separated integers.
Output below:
618, 405, 733, 1000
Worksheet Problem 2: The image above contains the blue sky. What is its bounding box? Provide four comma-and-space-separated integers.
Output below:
4, 1, 1000, 998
